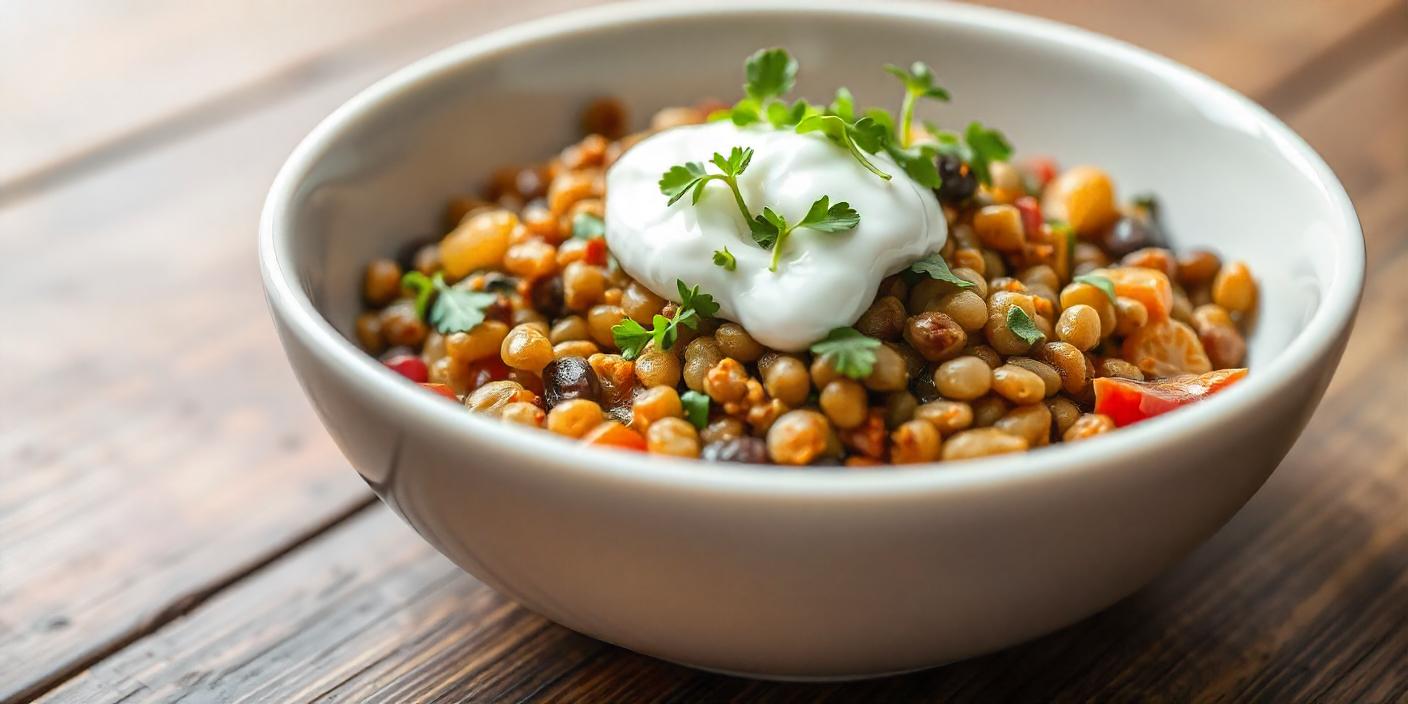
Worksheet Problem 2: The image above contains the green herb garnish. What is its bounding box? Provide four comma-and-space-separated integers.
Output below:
401, 271, 498, 334
907, 253, 975, 289
713, 246, 737, 271
1073, 273, 1117, 302
571, 212, 605, 240
1005, 306, 1045, 346
681, 390, 711, 429
749, 196, 860, 271
963, 121, 1013, 186
796, 114, 893, 180
611, 280, 719, 360
659, 146, 755, 224
883, 62, 950, 148
810, 327, 882, 380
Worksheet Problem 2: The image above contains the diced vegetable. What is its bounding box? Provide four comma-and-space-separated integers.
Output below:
1099, 266, 1173, 321
383, 353, 429, 383
1094, 368, 1247, 426
419, 382, 459, 401
580, 421, 648, 451
1121, 319, 1211, 377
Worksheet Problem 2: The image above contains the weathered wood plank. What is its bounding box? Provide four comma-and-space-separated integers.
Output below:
34, 35, 1408, 704
0, 3, 594, 702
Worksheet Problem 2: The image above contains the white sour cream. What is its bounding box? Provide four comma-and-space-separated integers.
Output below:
604, 122, 945, 351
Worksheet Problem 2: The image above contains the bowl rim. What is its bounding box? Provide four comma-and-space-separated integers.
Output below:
259, 0, 1365, 498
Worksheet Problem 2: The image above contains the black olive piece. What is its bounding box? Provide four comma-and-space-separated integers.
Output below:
1104, 215, 1168, 258
530, 276, 567, 319
701, 437, 769, 463
935, 154, 978, 204
541, 356, 601, 408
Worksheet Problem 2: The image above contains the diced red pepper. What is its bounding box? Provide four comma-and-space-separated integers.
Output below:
584, 237, 609, 267
419, 382, 459, 401
383, 354, 429, 383
1015, 195, 1043, 239
1094, 368, 1248, 427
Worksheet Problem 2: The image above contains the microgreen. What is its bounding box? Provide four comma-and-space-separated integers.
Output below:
659, 146, 755, 224
809, 327, 882, 380
400, 271, 498, 334
1073, 274, 1117, 302
680, 390, 711, 429
611, 280, 719, 360
906, 253, 975, 289
571, 212, 605, 240
748, 196, 860, 271
1005, 306, 1046, 346
795, 114, 892, 180
883, 62, 950, 148
713, 246, 737, 271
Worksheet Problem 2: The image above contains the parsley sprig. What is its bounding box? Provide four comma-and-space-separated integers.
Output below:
749, 196, 860, 272
611, 280, 720, 360
795, 114, 893, 180
927, 121, 1014, 186
659, 146, 755, 225
810, 327, 882, 380
401, 271, 499, 334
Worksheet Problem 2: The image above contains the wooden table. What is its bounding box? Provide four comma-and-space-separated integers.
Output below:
2, 1, 1405, 701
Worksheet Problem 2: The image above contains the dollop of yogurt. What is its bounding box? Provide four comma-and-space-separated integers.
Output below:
605, 122, 945, 351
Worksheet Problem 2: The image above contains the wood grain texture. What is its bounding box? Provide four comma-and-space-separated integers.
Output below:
0, 2, 594, 701
32, 21, 1408, 704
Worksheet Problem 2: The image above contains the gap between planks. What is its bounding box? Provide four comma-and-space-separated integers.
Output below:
5, 497, 379, 704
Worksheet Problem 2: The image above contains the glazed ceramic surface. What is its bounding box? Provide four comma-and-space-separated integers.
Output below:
260, 1, 1364, 679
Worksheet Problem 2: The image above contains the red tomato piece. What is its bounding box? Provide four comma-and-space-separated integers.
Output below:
1094, 368, 1248, 427
419, 382, 459, 401
584, 237, 609, 267
383, 354, 429, 383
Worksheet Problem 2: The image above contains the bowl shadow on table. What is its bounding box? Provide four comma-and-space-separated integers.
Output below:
479, 444, 1400, 700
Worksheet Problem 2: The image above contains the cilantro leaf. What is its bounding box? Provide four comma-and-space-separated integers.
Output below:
612, 317, 653, 360
651, 313, 677, 350
400, 271, 435, 319
677, 279, 720, 319
829, 87, 856, 122
1073, 274, 1117, 302
886, 143, 942, 188
750, 207, 787, 250
848, 116, 890, 154
613, 280, 719, 360
1005, 306, 1045, 346
798, 196, 860, 233
709, 146, 753, 177
744, 48, 798, 102
810, 327, 882, 380
796, 114, 892, 180
907, 253, 975, 289
964, 121, 1014, 186
571, 212, 605, 240
659, 162, 709, 205
427, 273, 498, 334
713, 246, 737, 271
884, 61, 951, 101
680, 390, 710, 429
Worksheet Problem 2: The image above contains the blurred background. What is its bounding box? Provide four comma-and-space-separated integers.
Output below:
2, 1, 1404, 702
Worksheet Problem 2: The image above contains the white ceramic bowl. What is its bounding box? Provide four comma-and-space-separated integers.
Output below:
260, 1, 1364, 679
